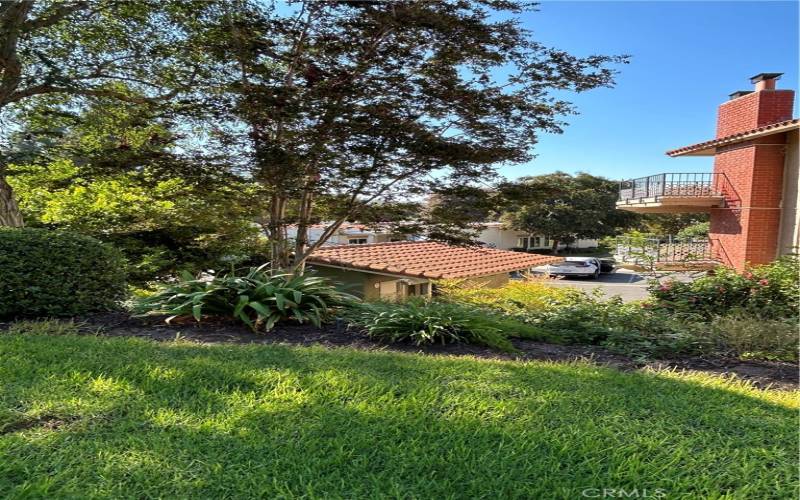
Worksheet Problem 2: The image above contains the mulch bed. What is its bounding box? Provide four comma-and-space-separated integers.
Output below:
62, 312, 799, 391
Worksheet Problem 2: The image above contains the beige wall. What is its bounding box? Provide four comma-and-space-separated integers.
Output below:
308, 265, 429, 301
778, 129, 800, 256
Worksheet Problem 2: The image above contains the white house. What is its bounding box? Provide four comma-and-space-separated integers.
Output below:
287, 221, 598, 251
476, 222, 598, 251
286, 223, 409, 246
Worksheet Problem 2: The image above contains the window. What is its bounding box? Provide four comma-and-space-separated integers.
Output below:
419, 283, 429, 296
518, 236, 544, 249
348, 238, 368, 245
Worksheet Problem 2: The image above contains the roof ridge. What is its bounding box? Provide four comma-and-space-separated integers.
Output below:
667, 118, 799, 157
308, 241, 561, 279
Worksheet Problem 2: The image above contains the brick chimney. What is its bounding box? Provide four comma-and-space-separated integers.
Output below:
709, 73, 795, 270
715, 73, 794, 138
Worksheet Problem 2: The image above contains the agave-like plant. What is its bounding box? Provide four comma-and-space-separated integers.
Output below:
134, 265, 357, 331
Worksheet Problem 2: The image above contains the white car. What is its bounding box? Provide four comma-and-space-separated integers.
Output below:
532, 256, 601, 279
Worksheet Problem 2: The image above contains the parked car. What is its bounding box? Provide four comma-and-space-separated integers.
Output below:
532, 256, 602, 279
598, 257, 616, 273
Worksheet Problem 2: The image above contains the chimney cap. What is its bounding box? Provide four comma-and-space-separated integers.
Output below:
750, 72, 783, 83
729, 90, 753, 100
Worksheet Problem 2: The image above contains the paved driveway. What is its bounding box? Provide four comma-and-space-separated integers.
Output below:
541, 268, 653, 302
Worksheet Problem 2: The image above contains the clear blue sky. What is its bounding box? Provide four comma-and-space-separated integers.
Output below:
499, 1, 799, 182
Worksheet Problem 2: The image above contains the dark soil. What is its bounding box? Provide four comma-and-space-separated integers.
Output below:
0, 415, 78, 435
70, 312, 799, 391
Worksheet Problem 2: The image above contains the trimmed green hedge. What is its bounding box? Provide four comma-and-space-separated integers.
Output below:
0, 228, 127, 318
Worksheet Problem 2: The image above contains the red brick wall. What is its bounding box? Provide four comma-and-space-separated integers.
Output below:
716, 90, 794, 138
710, 135, 789, 270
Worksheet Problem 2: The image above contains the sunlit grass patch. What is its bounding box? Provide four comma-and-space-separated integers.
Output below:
0, 333, 796, 499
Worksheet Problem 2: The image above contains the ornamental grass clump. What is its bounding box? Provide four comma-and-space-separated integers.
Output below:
344, 298, 552, 352
135, 266, 355, 331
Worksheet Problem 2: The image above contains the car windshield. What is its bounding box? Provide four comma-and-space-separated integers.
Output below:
556, 261, 590, 267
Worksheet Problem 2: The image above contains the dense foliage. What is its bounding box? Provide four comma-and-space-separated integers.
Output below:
649, 256, 799, 319
9, 159, 265, 284
135, 266, 354, 331
0, 228, 126, 318
344, 298, 550, 352
437, 271, 798, 361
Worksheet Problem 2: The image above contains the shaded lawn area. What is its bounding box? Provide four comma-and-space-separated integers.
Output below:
0, 334, 797, 499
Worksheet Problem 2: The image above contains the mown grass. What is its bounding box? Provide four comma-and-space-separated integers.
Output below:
0, 333, 797, 499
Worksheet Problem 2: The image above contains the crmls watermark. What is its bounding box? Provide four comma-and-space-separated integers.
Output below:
581, 488, 668, 498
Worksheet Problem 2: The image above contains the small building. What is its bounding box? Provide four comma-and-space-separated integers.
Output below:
477, 222, 599, 251
307, 241, 561, 300
617, 73, 798, 270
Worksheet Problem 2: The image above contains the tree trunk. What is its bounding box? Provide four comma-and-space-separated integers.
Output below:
267, 193, 289, 270
0, 176, 24, 227
292, 187, 314, 274
550, 238, 559, 254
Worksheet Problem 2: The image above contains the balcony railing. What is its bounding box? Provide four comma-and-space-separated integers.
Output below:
618, 173, 723, 202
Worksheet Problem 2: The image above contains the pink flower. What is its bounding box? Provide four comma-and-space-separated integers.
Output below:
658, 284, 671, 291
744, 272, 754, 279
758, 279, 769, 286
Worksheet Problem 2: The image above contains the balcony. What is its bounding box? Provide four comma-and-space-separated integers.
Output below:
616, 173, 728, 213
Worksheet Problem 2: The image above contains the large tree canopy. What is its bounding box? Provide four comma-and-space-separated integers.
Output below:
0, 0, 209, 226
2, 0, 629, 275
499, 172, 639, 252
195, 0, 627, 270
7, 96, 264, 283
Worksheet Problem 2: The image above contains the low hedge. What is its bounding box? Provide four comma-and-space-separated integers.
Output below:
0, 228, 127, 318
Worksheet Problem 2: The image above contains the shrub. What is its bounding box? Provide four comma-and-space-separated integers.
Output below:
699, 314, 798, 362
649, 256, 799, 319
344, 298, 552, 351
4, 319, 85, 336
0, 228, 127, 319
135, 266, 355, 331
437, 278, 588, 317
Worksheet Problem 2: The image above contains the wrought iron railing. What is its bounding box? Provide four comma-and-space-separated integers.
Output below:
618, 173, 726, 202
615, 237, 717, 264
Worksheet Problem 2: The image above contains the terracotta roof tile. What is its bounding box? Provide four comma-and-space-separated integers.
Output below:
667, 118, 799, 157
307, 241, 562, 279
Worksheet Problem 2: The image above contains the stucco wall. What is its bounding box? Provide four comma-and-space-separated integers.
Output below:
307, 265, 367, 297
308, 265, 430, 300
477, 226, 598, 250
778, 129, 799, 256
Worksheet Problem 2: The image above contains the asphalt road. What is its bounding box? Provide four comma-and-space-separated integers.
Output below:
540, 268, 656, 302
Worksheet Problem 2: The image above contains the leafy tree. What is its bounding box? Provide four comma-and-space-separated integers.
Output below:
642, 213, 709, 237
676, 221, 710, 241
0, 0, 209, 226
7, 98, 264, 283
199, 0, 627, 271
500, 172, 639, 253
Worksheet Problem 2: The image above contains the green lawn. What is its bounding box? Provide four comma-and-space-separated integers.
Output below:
1, 334, 797, 499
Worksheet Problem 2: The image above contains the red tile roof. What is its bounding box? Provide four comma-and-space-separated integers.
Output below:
307, 241, 562, 279
666, 118, 799, 157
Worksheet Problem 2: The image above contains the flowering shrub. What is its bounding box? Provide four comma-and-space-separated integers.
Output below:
649, 256, 799, 319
